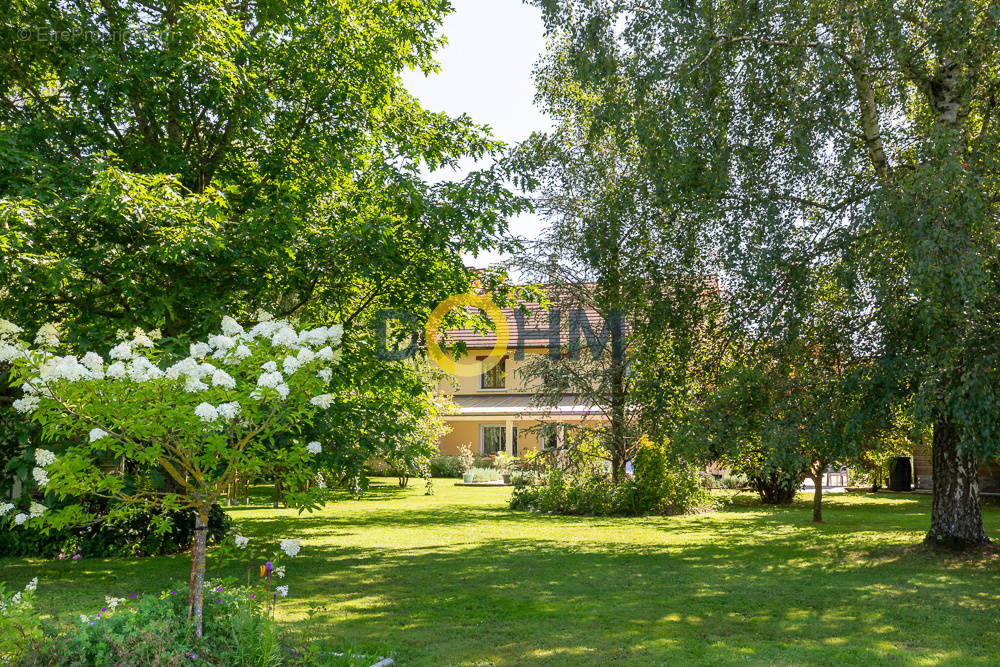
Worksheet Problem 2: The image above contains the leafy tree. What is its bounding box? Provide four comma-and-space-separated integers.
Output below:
513, 41, 713, 481
536, 0, 1000, 548
2, 315, 342, 638
0, 0, 526, 493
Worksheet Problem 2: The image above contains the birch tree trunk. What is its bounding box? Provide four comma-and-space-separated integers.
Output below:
925, 417, 989, 549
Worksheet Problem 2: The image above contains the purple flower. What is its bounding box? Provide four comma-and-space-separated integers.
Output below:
130, 593, 137, 599
216, 586, 222, 592
72, 554, 81, 560
216, 598, 222, 603
250, 594, 255, 599
170, 591, 177, 595
264, 561, 273, 575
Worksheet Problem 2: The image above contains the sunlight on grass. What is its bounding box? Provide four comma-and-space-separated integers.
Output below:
4, 481, 1000, 665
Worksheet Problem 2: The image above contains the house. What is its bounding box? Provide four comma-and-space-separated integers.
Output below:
434, 301, 610, 457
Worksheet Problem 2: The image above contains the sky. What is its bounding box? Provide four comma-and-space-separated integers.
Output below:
401, 0, 552, 268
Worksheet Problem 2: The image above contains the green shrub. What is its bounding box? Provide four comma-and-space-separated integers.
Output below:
0, 579, 41, 663
0, 501, 230, 559
24, 584, 288, 666
697, 470, 719, 489
718, 473, 748, 489
470, 467, 501, 482
632, 438, 711, 514
429, 456, 463, 478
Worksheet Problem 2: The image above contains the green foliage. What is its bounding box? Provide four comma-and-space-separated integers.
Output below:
0, 579, 41, 664
428, 456, 463, 479
718, 473, 749, 490
511, 441, 710, 517
631, 437, 711, 515
22, 587, 287, 666
534, 0, 1000, 543
469, 467, 501, 483
0, 503, 229, 559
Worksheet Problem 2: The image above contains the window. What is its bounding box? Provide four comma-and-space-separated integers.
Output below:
481, 425, 518, 455
480, 356, 506, 389
541, 425, 563, 451
482, 425, 505, 455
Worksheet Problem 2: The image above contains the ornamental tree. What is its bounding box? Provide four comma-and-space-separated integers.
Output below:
1, 314, 342, 638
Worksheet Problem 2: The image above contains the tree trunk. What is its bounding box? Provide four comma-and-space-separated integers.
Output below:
925, 417, 989, 549
810, 471, 823, 523
187, 510, 208, 638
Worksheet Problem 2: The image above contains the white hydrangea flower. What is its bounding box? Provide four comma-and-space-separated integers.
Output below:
28, 502, 46, 518
189, 342, 212, 358
274, 565, 286, 579
208, 334, 235, 351
306, 441, 322, 454
106, 360, 127, 379
13, 513, 28, 525
108, 341, 133, 361
32, 467, 49, 487
148, 329, 162, 341
105, 595, 124, 609
234, 535, 249, 549
127, 357, 164, 382
318, 368, 332, 383
261, 360, 278, 373
166, 357, 198, 379
257, 370, 283, 388
316, 346, 334, 361
249, 320, 279, 340
310, 394, 335, 409
34, 323, 60, 347
25, 578, 37, 592
0, 502, 14, 516
35, 448, 56, 467
271, 327, 298, 348
220, 316, 245, 337
0, 342, 24, 363
234, 344, 252, 360
89, 428, 108, 443
0, 319, 24, 340
282, 355, 301, 375
328, 324, 344, 344
255, 309, 274, 322
275, 585, 288, 598
297, 327, 327, 346
12, 395, 40, 414
131, 328, 155, 348
194, 402, 219, 422
211, 369, 236, 389
275, 383, 289, 399
296, 348, 315, 364
217, 402, 240, 421
279, 538, 301, 557
315, 472, 327, 489
185, 377, 209, 393
81, 352, 105, 376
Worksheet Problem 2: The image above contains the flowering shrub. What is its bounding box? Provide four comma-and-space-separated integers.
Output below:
0, 578, 41, 663
1, 313, 342, 637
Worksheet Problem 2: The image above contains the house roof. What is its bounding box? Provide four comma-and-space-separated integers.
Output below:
440, 303, 616, 350
445, 393, 604, 417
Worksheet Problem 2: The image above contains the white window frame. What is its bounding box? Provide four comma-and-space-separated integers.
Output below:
480, 424, 506, 455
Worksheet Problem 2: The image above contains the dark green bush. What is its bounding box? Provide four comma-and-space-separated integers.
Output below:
0, 501, 229, 558
428, 456, 463, 478
511, 438, 710, 516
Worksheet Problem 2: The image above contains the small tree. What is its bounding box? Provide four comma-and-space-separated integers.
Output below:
1, 314, 342, 638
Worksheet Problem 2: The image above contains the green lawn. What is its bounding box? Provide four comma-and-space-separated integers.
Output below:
5, 482, 1000, 665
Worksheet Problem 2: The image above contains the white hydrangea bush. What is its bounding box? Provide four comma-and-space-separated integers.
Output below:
1, 314, 342, 530
0, 313, 342, 637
